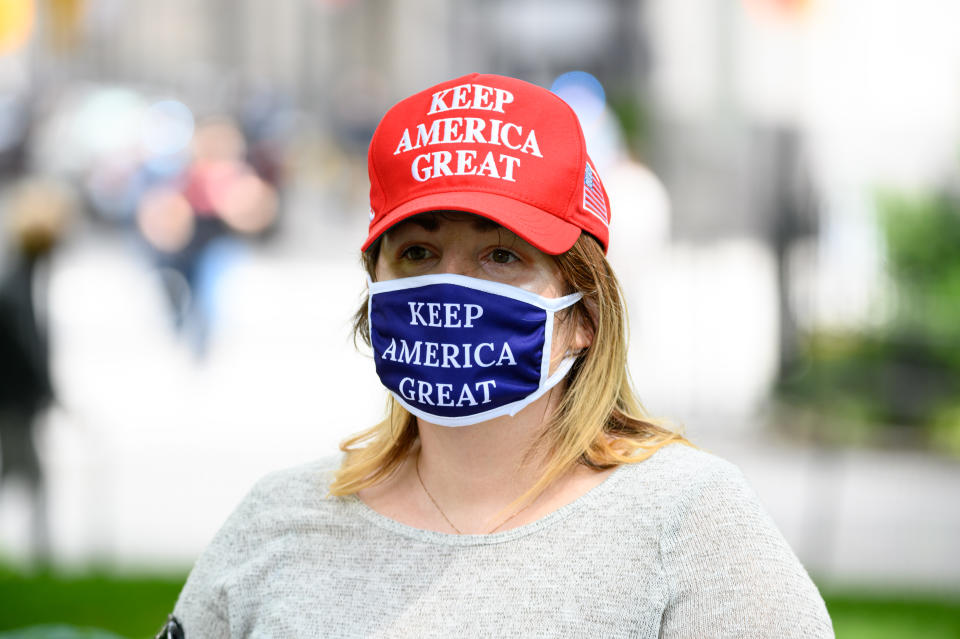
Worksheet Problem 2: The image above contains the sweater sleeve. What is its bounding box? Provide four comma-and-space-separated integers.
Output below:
658, 457, 834, 638
169, 458, 340, 639
172, 542, 232, 639
171, 479, 272, 639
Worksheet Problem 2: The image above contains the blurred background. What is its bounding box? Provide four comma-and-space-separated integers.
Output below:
0, 0, 959, 636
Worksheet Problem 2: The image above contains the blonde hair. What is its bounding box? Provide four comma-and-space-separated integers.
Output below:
329, 227, 690, 499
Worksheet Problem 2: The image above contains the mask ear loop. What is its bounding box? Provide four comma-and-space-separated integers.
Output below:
556, 293, 589, 360
507, 354, 579, 417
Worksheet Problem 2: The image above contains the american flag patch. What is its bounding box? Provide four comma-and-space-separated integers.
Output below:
582, 161, 608, 226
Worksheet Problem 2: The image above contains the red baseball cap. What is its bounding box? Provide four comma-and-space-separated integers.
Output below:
363, 73, 610, 255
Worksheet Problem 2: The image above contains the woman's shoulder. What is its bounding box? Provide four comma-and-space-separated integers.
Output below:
633, 445, 834, 637
177, 455, 348, 582
173, 454, 350, 633
200, 454, 348, 553
244, 453, 344, 505
606, 442, 758, 523
618, 441, 746, 490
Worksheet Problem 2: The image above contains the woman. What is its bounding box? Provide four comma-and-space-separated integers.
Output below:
167, 74, 833, 638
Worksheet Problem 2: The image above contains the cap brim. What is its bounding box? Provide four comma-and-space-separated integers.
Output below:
362, 191, 582, 255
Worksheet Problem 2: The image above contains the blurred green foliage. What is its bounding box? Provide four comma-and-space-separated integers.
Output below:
608, 93, 652, 157
0, 627, 124, 639
824, 590, 960, 639
778, 190, 960, 455
0, 563, 183, 639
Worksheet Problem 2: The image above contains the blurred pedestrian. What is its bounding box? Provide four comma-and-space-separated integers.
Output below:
0, 177, 72, 562
136, 117, 279, 358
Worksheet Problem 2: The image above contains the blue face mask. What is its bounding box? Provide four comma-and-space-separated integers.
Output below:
367, 273, 583, 427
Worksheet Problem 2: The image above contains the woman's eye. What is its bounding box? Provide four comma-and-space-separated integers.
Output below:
401, 245, 432, 261
489, 248, 517, 264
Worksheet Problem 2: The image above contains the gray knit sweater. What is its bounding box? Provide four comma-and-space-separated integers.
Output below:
173, 443, 833, 638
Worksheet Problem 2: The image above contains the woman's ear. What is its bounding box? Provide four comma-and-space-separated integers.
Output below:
565, 302, 595, 355
573, 312, 594, 353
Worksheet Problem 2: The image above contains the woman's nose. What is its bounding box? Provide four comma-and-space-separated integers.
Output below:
436, 249, 478, 277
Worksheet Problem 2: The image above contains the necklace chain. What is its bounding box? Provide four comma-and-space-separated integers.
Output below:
414, 451, 530, 535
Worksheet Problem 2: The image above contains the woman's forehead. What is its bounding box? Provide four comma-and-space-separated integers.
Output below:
386, 211, 509, 236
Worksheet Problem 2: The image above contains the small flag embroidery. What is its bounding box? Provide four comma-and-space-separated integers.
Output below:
582, 162, 608, 226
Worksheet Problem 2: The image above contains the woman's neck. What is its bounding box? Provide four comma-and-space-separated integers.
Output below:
419, 418, 544, 509
411, 384, 573, 533
358, 384, 614, 535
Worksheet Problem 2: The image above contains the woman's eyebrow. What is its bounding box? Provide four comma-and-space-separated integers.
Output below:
408, 217, 439, 231
471, 218, 500, 232
398, 215, 501, 233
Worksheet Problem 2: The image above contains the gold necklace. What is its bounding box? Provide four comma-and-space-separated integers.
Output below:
414, 451, 531, 535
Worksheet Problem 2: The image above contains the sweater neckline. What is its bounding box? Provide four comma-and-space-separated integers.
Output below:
346, 462, 630, 546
